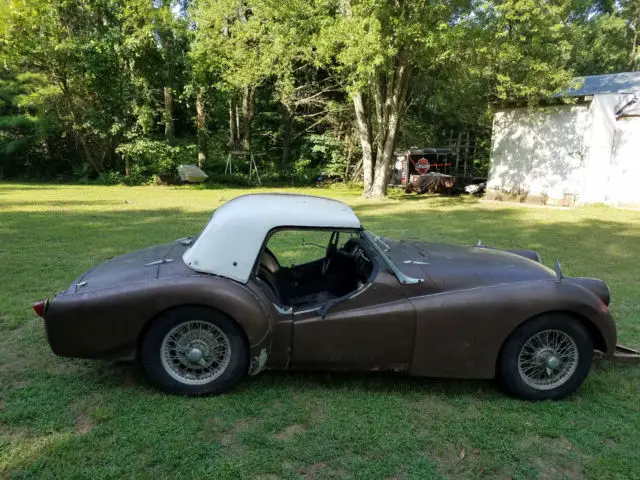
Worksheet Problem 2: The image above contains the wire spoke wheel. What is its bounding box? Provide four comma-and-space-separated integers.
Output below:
160, 320, 232, 385
517, 329, 579, 390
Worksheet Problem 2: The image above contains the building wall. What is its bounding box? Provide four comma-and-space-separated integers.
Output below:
488, 104, 591, 202
609, 116, 640, 207
580, 94, 619, 204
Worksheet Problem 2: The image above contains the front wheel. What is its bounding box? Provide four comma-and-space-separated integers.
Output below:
140, 307, 248, 395
498, 314, 593, 400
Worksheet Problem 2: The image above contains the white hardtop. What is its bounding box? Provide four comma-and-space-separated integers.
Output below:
183, 193, 361, 283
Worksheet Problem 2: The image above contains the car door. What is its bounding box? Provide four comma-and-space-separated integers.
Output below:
290, 270, 416, 372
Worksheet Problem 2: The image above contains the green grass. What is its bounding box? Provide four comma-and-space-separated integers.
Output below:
1, 182, 639, 479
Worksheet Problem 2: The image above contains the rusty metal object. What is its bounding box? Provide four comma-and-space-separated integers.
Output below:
595, 345, 640, 363
405, 173, 457, 194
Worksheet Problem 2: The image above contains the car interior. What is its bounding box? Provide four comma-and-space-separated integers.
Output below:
254, 231, 375, 309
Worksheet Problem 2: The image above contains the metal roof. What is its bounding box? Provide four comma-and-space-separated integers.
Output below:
183, 194, 361, 283
557, 72, 640, 97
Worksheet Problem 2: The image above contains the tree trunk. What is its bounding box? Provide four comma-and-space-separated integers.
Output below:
632, 26, 638, 71
280, 105, 292, 167
242, 85, 255, 153
369, 105, 401, 198
235, 104, 241, 147
352, 92, 374, 195
229, 99, 237, 150
78, 134, 103, 175
367, 61, 411, 198
163, 86, 175, 139
196, 91, 206, 168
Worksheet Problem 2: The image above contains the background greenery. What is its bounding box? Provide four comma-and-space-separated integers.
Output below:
1, 1, 638, 195
1, 183, 639, 478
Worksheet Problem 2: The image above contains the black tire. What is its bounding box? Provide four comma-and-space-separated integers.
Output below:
497, 314, 593, 401
140, 306, 249, 395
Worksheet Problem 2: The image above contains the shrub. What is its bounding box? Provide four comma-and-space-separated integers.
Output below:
297, 133, 348, 180
116, 138, 197, 182
96, 171, 125, 185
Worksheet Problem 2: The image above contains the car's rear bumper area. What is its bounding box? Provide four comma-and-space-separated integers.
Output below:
44, 295, 138, 361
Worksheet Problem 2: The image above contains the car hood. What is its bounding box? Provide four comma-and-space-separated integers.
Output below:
382, 239, 555, 292
62, 240, 198, 295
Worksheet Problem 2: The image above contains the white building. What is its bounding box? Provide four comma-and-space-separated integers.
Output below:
488, 72, 640, 207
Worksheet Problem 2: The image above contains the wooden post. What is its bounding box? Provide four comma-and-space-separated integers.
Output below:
456, 132, 462, 176
470, 139, 478, 177
229, 99, 236, 150
464, 132, 470, 178
196, 91, 206, 168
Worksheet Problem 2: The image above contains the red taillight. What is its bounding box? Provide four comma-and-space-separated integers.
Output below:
596, 296, 608, 313
33, 299, 48, 317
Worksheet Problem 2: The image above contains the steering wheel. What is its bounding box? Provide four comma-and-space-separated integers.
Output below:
322, 231, 339, 275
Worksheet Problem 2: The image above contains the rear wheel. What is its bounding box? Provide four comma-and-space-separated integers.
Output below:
141, 307, 248, 395
498, 314, 593, 400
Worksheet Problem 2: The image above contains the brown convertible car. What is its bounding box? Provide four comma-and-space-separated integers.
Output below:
34, 193, 634, 400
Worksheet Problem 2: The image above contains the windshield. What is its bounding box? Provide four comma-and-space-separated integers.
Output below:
360, 230, 421, 285
362, 230, 391, 252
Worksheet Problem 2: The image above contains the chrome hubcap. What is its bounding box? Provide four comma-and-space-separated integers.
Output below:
160, 320, 232, 385
186, 348, 204, 364
517, 329, 579, 390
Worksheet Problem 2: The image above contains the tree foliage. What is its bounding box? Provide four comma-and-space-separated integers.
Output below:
0, 0, 636, 194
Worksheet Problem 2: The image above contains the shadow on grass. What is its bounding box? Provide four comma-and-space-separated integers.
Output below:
88, 359, 494, 397
70, 350, 640, 402
1, 199, 128, 208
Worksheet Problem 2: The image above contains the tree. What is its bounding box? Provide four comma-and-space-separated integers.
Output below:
0, 0, 632, 187
620, 0, 640, 71
313, 0, 579, 198
122, 0, 190, 141
191, 1, 274, 155
1, 0, 136, 175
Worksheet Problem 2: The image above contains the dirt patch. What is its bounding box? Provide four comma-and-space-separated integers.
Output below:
305, 399, 328, 423
415, 394, 456, 415
427, 442, 492, 479
517, 434, 574, 451
75, 413, 96, 436
68, 394, 108, 436
533, 457, 585, 480
601, 438, 616, 448
274, 424, 307, 441
296, 462, 347, 479
219, 419, 249, 446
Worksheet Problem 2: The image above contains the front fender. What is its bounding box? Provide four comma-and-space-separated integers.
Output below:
45, 276, 272, 362
409, 279, 617, 379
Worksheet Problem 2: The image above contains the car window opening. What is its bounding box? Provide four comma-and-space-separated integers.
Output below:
255, 229, 374, 310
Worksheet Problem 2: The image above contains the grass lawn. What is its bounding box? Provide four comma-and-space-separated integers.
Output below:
1, 182, 639, 479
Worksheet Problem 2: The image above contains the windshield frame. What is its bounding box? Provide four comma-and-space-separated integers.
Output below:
361, 230, 423, 285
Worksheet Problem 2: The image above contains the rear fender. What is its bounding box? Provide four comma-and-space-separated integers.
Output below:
45, 276, 272, 362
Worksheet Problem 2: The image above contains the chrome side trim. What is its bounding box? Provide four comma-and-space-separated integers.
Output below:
145, 258, 174, 267
294, 307, 322, 316
273, 304, 293, 315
